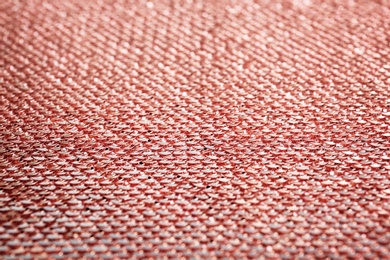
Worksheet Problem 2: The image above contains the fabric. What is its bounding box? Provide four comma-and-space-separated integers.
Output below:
1, 0, 390, 258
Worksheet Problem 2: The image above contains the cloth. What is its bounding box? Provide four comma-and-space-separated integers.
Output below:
1, 0, 390, 258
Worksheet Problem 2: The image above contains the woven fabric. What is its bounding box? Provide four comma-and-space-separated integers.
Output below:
1, 0, 390, 258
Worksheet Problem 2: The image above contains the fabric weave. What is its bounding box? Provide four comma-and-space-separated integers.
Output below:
1, 0, 390, 258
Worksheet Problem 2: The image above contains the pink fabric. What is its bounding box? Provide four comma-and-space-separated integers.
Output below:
1, 0, 390, 258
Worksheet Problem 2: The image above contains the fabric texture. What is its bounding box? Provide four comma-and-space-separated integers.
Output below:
1, 0, 390, 258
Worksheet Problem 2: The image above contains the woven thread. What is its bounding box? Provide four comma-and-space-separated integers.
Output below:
1, 0, 390, 258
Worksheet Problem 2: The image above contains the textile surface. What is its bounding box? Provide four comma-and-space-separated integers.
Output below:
1, 0, 390, 258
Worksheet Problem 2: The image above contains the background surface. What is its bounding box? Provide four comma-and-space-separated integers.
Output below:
1, 0, 390, 258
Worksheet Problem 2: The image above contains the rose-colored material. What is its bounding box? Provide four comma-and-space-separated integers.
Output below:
1, 0, 390, 258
